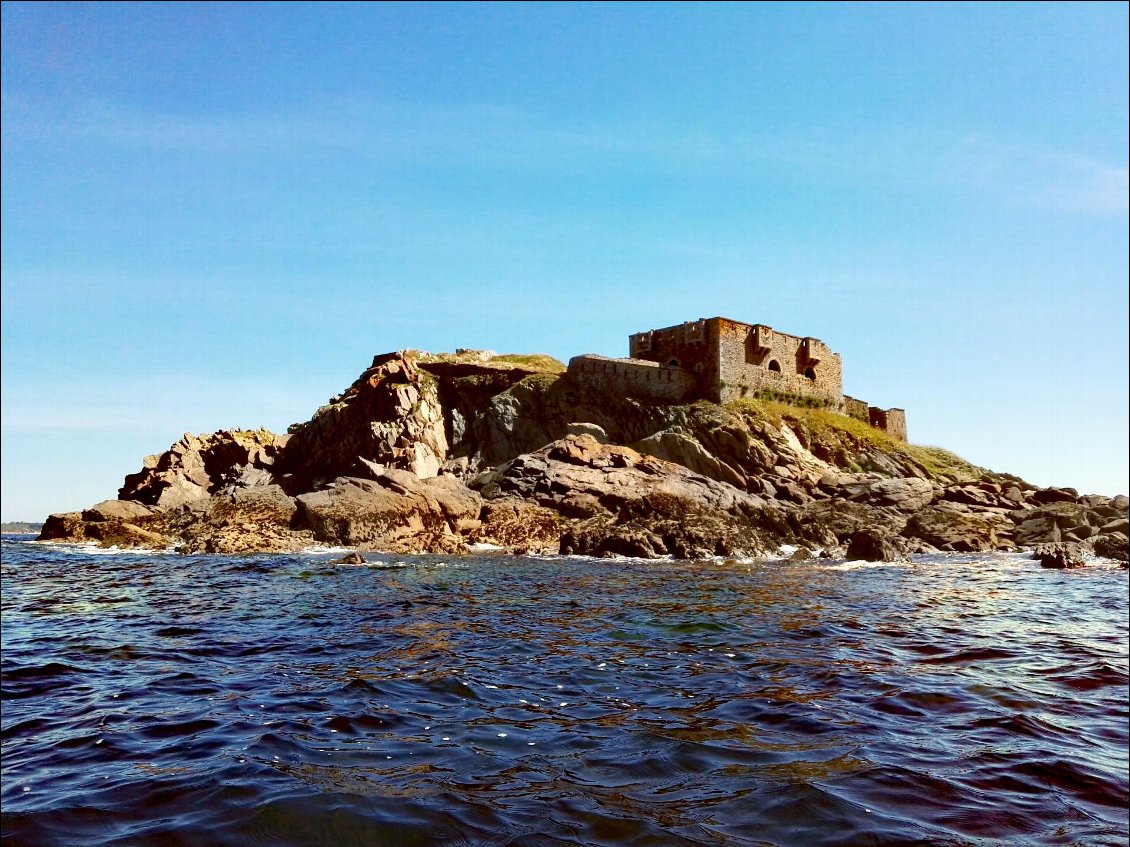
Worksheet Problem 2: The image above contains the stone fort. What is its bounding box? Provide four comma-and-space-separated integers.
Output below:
568, 316, 907, 442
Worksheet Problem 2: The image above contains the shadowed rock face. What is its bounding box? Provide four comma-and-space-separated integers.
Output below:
37, 349, 1130, 563
278, 353, 450, 491
118, 429, 283, 509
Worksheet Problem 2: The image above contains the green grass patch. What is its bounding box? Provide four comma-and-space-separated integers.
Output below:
491, 353, 567, 373
725, 396, 986, 483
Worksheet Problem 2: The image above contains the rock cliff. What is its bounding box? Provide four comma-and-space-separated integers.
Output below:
38, 349, 1129, 565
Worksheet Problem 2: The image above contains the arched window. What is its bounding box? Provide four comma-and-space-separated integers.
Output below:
804, 367, 816, 380
668, 358, 680, 367
767, 360, 781, 372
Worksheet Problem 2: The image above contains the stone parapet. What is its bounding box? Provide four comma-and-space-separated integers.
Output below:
567, 355, 697, 403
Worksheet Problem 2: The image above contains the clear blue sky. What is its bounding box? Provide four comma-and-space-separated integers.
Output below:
2, 2, 1127, 520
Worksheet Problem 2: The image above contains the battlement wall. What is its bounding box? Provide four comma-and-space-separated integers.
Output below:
868, 407, 907, 442
567, 355, 696, 403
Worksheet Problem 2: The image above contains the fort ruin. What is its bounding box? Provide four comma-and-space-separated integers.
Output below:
568, 316, 907, 442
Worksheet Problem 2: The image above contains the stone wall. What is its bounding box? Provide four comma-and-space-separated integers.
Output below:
713, 318, 843, 404
626, 316, 905, 441
631, 317, 843, 404
843, 395, 870, 422
629, 319, 716, 399
567, 355, 696, 403
869, 407, 908, 442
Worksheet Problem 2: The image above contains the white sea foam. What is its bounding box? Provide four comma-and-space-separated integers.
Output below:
817, 559, 912, 571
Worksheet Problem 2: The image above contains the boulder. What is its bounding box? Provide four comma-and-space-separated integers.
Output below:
38, 512, 89, 542
119, 429, 283, 508
37, 509, 166, 549
1092, 533, 1129, 563
476, 499, 562, 553
866, 477, 938, 512
903, 503, 1008, 552
85, 522, 167, 549
565, 422, 609, 443
791, 499, 908, 545
1030, 487, 1079, 505
296, 471, 482, 554
81, 500, 155, 522
164, 484, 311, 554
280, 352, 449, 490
846, 528, 908, 562
1034, 542, 1086, 569
331, 552, 366, 565
632, 428, 747, 490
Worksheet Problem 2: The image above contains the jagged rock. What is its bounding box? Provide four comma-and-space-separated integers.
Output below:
296, 471, 481, 553
846, 528, 907, 562
1034, 542, 1086, 569
1031, 487, 1079, 505
1092, 533, 1129, 563
1012, 501, 1108, 546
477, 499, 562, 553
165, 484, 311, 554
791, 499, 908, 545
81, 500, 155, 522
632, 428, 747, 489
120, 429, 283, 508
332, 552, 366, 565
903, 503, 1009, 552
280, 353, 449, 490
566, 422, 609, 443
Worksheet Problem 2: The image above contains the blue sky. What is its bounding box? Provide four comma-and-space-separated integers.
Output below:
2, 2, 1127, 520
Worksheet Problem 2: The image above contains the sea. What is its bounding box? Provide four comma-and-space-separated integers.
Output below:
1, 537, 1127, 847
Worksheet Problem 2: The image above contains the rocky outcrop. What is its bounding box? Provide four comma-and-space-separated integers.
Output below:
279, 353, 449, 489
473, 434, 791, 559
1034, 542, 1086, 569
119, 429, 284, 508
36, 347, 1129, 563
295, 470, 481, 554
162, 485, 311, 554
903, 502, 1013, 553
846, 528, 910, 562
1093, 533, 1129, 564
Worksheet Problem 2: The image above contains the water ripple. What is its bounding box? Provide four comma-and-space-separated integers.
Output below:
1, 540, 1127, 846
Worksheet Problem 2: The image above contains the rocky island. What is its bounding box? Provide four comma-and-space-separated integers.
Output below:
38, 318, 1129, 566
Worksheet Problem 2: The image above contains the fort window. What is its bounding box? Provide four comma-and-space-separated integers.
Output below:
804, 367, 816, 381
668, 358, 680, 367
767, 360, 781, 372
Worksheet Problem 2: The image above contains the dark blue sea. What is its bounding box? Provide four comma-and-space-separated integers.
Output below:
2, 537, 1127, 846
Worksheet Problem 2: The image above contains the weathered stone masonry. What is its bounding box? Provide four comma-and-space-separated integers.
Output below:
567, 316, 907, 441
566, 354, 697, 403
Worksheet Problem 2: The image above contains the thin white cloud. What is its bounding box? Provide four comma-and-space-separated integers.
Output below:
4, 96, 1126, 217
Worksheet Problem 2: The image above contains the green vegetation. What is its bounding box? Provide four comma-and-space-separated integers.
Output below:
413, 350, 566, 374
491, 353, 567, 374
726, 396, 986, 485
2, 521, 42, 533
227, 428, 277, 444
750, 387, 835, 409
